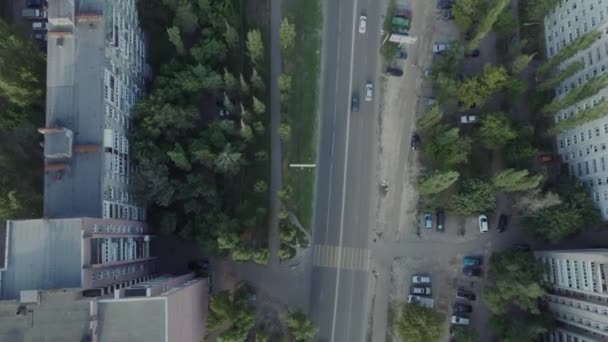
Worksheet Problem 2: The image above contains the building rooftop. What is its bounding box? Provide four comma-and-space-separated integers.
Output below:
97, 298, 166, 342
0, 289, 92, 342
43, 0, 105, 219
0, 219, 83, 299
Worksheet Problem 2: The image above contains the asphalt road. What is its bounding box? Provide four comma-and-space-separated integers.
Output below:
308, 0, 381, 341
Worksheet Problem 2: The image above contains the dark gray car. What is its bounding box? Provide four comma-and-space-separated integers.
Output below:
351, 94, 359, 112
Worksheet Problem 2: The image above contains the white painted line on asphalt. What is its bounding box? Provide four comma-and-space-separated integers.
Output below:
330, 0, 359, 339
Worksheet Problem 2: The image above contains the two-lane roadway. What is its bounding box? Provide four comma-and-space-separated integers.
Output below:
309, 0, 382, 341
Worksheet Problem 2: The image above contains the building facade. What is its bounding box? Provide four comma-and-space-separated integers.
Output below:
536, 249, 608, 341
42, 0, 147, 220
545, 0, 608, 219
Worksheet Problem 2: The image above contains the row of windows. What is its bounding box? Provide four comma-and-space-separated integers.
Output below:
102, 201, 145, 221
90, 263, 145, 281
92, 224, 144, 234
559, 123, 608, 148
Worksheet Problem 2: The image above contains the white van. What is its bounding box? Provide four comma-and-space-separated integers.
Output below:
451, 315, 470, 325
32, 21, 47, 30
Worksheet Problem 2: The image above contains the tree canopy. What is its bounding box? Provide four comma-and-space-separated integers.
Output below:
478, 112, 517, 149
286, 309, 317, 342
423, 124, 471, 169
458, 65, 510, 109
452, 179, 496, 214
492, 169, 543, 193
418, 171, 460, 195
483, 250, 546, 315
396, 303, 444, 342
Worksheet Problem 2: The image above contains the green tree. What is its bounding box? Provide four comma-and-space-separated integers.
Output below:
525, 180, 601, 242
253, 96, 266, 115
416, 104, 443, 130
224, 20, 240, 49
452, 327, 479, 342
167, 144, 192, 171
489, 313, 555, 342
493, 10, 518, 35
246, 29, 264, 64
396, 303, 443, 342
468, 0, 510, 50
231, 247, 254, 262
214, 144, 242, 175
459, 66, 509, 109
286, 309, 317, 342
492, 169, 544, 192
279, 18, 297, 55
433, 73, 460, 106
280, 223, 297, 242
253, 180, 268, 193
424, 124, 471, 168
174, 0, 199, 33
478, 112, 517, 149
418, 171, 460, 195
278, 73, 292, 99
223, 69, 238, 93
538, 61, 583, 91
543, 72, 608, 113
525, 0, 559, 21
452, 0, 485, 30
504, 125, 538, 168
279, 123, 292, 142
166, 26, 185, 55
483, 250, 546, 315
510, 54, 534, 74
452, 179, 496, 214
251, 68, 264, 91
255, 150, 269, 161
239, 74, 249, 94
278, 243, 295, 260
549, 100, 608, 135
538, 30, 600, 76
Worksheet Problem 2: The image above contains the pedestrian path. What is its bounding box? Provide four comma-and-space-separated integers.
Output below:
312, 244, 371, 271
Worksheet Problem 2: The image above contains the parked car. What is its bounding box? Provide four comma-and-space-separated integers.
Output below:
464, 31, 472, 41
31, 31, 47, 41
433, 42, 451, 54
410, 133, 421, 150
453, 303, 473, 313
410, 285, 432, 296
463, 266, 482, 277
512, 243, 531, 252
26, 0, 47, 8
412, 274, 431, 284
351, 94, 360, 112
437, 0, 454, 10
436, 209, 445, 232
386, 67, 404, 77
456, 289, 476, 301
32, 21, 47, 30
365, 82, 373, 101
479, 214, 489, 233
497, 214, 508, 233
443, 9, 454, 20
395, 48, 408, 59
460, 114, 478, 124
359, 15, 367, 33
451, 315, 470, 325
423, 212, 433, 229
463, 256, 482, 266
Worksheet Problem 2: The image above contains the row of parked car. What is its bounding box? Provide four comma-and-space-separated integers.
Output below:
451, 288, 476, 327
421, 211, 509, 234
22, 0, 48, 45
407, 274, 434, 308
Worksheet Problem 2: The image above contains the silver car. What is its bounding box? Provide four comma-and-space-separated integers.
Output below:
365, 82, 373, 101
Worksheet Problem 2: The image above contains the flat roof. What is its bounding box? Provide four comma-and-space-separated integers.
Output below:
0, 289, 91, 341
44, 0, 105, 218
0, 219, 83, 299
97, 298, 166, 342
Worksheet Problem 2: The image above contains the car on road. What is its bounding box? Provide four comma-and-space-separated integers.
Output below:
412, 274, 431, 284
410, 285, 432, 296
411, 133, 421, 150
453, 303, 473, 313
359, 15, 367, 33
436, 209, 445, 232
365, 82, 373, 101
451, 315, 470, 325
479, 214, 489, 233
463, 266, 482, 277
463, 256, 482, 266
386, 66, 404, 77
433, 42, 452, 54
456, 289, 476, 301
423, 213, 433, 229
497, 214, 508, 233
460, 114, 478, 124
351, 94, 360, 112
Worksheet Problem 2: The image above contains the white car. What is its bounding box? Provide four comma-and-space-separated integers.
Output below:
479, 214, 489, 233
359, 15, 367, 33
451, 315, 470, 325
460, 114, 478, 124
412, 274, 431, 284
365, 82, 373, 101
433, 42, 451, 54
32, 21, 47, 31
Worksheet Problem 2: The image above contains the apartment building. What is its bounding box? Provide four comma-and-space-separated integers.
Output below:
536, 249, 608, 341
41, 0, 147, 221
545, 0, 608, 219
0, 274, 208, 342
0, 218, 155, 299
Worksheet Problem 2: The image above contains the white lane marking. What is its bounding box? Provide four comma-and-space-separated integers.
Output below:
330, 0, 359, 338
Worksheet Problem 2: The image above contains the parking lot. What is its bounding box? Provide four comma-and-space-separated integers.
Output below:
2, 0, 48, 53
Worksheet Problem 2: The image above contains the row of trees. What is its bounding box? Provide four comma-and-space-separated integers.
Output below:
134, 0, 272, 262
0, 20, 46, 223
